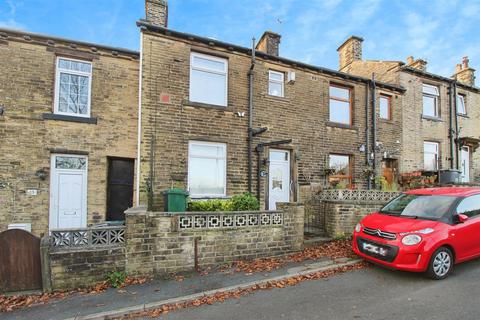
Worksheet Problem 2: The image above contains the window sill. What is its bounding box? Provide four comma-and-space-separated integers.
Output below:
457, 114, 469, 118
183, 100, 229, 110
421, 115, 443, 122
42, 113, 97, 124
326, 121, 357, 130
263, 93, 289, 102
379, 118, 393, 123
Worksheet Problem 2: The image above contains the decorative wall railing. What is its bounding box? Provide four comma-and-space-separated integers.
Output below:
50, 226, 125, 250
175, 211, 284, 230
315, 190, 401, 202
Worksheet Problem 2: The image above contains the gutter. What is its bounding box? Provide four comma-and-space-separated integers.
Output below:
136, 20, 405, 94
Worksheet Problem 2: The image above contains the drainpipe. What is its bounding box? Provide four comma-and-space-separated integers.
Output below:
135, 30, 144, 206
454, 82, 460, 170
365, 82, 371, 189
247, 37, 256, 194
371, 73, 377, 189
448, 82, 455, 169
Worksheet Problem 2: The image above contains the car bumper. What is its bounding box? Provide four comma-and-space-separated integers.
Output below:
352, 233, 430, 272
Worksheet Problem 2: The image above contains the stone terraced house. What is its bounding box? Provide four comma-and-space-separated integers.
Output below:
0, 0, 479, 237
339, 36, 480, 184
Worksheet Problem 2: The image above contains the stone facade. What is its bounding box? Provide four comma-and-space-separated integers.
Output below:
0, 29, 139, 236
137, 24, 404, 210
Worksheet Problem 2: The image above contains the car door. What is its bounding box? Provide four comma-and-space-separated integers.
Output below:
451, 194, 480, 261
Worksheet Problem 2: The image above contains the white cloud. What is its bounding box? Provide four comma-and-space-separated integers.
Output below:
0, 0, 26, 30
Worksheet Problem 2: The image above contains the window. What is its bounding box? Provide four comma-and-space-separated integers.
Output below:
188, 141, 226, 197
268, 70, 284, 97
424, 141, 439, 171
54, 57, 92, 117
379, 95, 391, 120
457, 94, 466, 115
328, 154, 352, 187
456, 195, 480, 218
189, 52, 228, 106
380, 194, 457, 220
422, 84, 439, 117
329, 85, 352, 125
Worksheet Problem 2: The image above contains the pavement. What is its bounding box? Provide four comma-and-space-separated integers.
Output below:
157, 257, 480, 320
2, 253, 357, 320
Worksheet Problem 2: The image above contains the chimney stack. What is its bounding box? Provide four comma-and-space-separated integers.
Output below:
337, 36, 363, 71
145, 0, 168, 27
256, 31, 281, 57
452, 56, 476, 86
406, 56, 427, 72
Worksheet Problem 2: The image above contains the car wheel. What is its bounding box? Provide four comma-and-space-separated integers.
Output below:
426, 247, 453, 280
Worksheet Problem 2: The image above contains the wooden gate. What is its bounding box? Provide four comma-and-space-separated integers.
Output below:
0, 229, 42, 293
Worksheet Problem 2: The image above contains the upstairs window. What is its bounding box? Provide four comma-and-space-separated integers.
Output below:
328, 154, 352, 187
189, 52, 228, 106
329, 84, 352, 125
422, 84, 439, 118
55, 57, 92, 117
379, 95, 391, 120
424, 141, 439, 171
268, 70, 284, 97
188, 141, 226, 197
457, 94, 467, 115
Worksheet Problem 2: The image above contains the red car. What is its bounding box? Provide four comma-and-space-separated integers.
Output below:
353, 187, 480, 279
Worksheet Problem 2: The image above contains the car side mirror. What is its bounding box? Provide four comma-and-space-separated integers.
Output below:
456, 214, 469, 223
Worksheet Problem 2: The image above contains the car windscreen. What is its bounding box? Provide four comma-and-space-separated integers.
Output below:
380, 194, 458, 220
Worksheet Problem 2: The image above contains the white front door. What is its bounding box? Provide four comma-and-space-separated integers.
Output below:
49, 154, 88, 230
268, 150, 290, 210
461, 146, 470, 183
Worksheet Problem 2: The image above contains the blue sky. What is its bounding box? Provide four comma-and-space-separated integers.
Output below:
1, 0, 479, 77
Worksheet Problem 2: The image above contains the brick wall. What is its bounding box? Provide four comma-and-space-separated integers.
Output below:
139, 29, 404, 210
125, 203, 304, 276
0, 30, 139, 236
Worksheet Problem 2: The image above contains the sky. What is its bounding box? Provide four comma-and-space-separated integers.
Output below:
1, 0, 479, 78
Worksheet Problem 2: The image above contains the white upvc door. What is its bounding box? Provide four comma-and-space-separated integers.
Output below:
461, 146, 470, 183
268, 149, 290, 210
49, 154, 88, 230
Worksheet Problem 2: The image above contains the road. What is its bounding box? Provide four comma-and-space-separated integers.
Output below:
158, 259, 480, 320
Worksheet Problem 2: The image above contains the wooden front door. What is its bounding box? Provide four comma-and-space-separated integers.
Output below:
0, 229, 42, 293
382, 159, 398, 186
107, 158, 135, 221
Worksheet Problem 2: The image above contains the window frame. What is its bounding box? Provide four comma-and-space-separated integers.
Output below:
268, 70, 285, 97
328, 153, 353, 187
422, 83, 440, 118
329, 83, 353, 126
379, 94, 392, 120
457, 94, 467, 116
187, 140, 227, 198
189, 52, 228, 107
54, 56, 93, 118
423, 141, 439, 171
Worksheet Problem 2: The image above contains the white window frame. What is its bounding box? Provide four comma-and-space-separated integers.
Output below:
457, 94, 467, 115
188, 140, 227, 198
422, 83, 439, 118
423, 141, 439, 171
189, 52, 228, 107
54, 57, 93, 118
268, 70, 284, 97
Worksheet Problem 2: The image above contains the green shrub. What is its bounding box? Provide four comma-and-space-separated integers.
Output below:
230, 193, 260, 211
106, 270, 126, 288
187, 193, 259, 212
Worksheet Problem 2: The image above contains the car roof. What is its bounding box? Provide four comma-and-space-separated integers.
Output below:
405, 187, 480, 197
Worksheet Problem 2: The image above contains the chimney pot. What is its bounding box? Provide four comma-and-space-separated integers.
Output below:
256, 31, 281, 57
462, 56, 469, 69
337, 35, 363, 71
406, 56, 414, 65
145, 0, 168, 27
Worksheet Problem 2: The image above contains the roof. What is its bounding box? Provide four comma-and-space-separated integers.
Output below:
406, 187, 480, 197
0, 27, 139, 58
401, 66, 480, 93
137, 20, 406, 94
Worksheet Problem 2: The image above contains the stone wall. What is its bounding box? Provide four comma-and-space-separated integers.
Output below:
125, 203, 304, 276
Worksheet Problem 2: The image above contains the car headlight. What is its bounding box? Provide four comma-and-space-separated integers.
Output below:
401, 234, 422, 246
355, 223, 362, 233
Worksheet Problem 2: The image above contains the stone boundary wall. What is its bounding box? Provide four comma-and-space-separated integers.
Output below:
125, 203, 304, 277
43, 203, 304, 291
